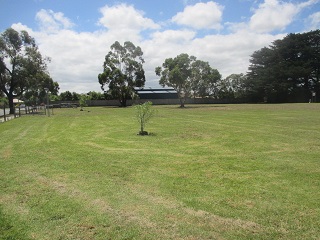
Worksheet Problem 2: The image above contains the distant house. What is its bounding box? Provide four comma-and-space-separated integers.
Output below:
13, 99, 24, 104
135, 88, 178, 99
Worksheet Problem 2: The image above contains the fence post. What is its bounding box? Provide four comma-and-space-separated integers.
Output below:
3, 104, 6, 122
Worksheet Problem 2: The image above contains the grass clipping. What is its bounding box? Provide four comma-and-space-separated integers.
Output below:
135, 101, 155, 135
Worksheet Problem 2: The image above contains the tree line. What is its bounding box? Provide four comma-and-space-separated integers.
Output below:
50, 91, 107, 102
1, 27, 319, 112
99, 30, 319, 107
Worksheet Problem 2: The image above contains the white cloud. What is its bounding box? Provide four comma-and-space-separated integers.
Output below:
151, 29, 196, 44
298, 0, 320, 8
35, 9, 74, 33
11, 16, 283, 93
249, 0, 298, 33
98, 4, 160, 32
172, 1, 224, 30
189, 31, 285, 77
35, 29, 110, 93
249, 0, 318, 33
141, 28, 285, 84
11, 6, 162, 93
141, 30, 197, 85
11, 22, 34, 35
306, 11, 320, 30
13, 22, 113, 93
9, 2, 315, 93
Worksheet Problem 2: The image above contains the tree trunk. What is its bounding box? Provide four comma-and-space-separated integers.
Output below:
119, 92, 128, 107
7, 94, 15, 114
304, 76, 311, 102
179, 97, 185, 108
120, 98, 127, 107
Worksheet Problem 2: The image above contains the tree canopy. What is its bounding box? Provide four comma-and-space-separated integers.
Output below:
155, 53, 221, 107
98, 41, 145, 107
0, 28, 58, 113
246, 30, 320, 103
216, 73, 247, 99
190, 58, 221, 98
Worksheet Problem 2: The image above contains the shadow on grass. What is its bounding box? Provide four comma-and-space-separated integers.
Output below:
175, 105, 227, 109
102, 106, 122, 109
136, 132, 157, 136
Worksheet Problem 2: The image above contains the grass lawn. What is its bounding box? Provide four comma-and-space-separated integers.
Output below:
0, 104, 319, 239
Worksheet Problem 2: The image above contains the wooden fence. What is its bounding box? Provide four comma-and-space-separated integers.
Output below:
0, 105, 46, 123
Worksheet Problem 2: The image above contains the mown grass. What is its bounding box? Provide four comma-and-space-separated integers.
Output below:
0, 104, 319, 239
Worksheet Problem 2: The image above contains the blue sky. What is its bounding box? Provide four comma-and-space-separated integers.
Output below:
1, 0, 320, 93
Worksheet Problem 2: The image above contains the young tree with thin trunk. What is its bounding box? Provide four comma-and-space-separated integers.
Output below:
79, 94, 88, 111
135, 101, 155, 135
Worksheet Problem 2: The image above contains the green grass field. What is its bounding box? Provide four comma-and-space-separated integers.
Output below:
1, 104, 319, 240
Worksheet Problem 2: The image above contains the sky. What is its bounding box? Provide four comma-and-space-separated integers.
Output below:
1, 0, 320, 93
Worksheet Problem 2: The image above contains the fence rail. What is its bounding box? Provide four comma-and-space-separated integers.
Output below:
0, 105, 46, 123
